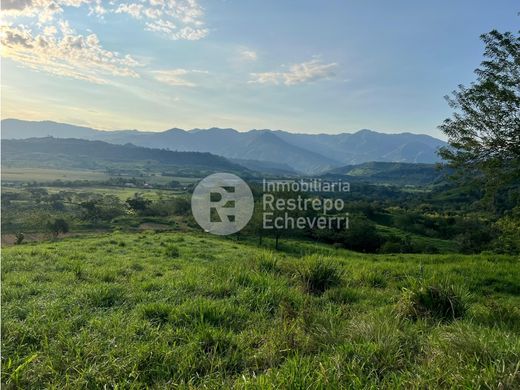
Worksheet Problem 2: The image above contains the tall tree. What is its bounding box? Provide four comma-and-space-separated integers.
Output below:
439, 29, 520, 202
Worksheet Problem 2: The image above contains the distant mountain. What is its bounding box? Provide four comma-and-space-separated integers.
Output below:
1, 119, 446, 174
323, 161, 450, 186
1, 137, 246, 175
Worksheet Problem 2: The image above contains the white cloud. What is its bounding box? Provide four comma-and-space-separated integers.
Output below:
151, 68, 207, 87
240, 49, 257, 61
250, 59, 338, 86
1, 23, 141, 84
123, 0, 209, 40
0, 0, 209, 83
1, 0, 208, 40
115, 3, 144, 19
1, 0, 98, 23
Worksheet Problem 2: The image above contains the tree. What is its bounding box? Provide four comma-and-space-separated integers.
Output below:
494, 206, 520, 254
48, 218, 69, 237
439, 29, 520, 203
126, 195, 151, 213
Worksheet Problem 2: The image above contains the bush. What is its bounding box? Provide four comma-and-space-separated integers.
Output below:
493, 208, 520, 254
15, 232, 25, 245
48, 218, 69, 237
298, 258, 344, 294
397, 280, 468, 322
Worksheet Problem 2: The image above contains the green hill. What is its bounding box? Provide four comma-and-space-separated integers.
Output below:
2, 231, 519, 388
1, 137, 249, 176
323, 161, 450, 186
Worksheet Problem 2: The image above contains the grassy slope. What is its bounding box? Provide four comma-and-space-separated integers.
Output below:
376, 224, 459, 253
2, 232, 520, 388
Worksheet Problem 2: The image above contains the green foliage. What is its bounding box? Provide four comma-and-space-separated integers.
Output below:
47, 218, 69, 236
494, 207, 520, 254
439, 29, 520, 200
14, 232, 24, 245
126, 195, 151, 213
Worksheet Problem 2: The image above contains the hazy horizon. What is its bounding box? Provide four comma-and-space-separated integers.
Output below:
2, 117, 450, 140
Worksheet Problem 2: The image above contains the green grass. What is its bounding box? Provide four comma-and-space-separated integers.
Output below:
41, 186, 185, 201
2, 167, 110, 182
2, 167, 200, 186
2, 232, 520, 388
377, 224, 459, 253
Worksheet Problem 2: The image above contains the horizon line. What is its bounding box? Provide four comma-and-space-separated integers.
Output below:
1, 117, 446, 140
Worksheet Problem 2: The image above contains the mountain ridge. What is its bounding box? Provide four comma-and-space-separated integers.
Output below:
1, 137, 248, 175
1, 119, 446, 174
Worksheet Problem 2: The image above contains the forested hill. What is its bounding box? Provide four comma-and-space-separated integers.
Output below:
1, 137, 246, 173
323, 161, 450, 186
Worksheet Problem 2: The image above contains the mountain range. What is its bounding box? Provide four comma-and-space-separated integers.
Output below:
1, 119, 446, 174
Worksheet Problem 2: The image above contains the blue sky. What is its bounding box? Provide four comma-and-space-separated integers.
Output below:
1, 0, 518, 138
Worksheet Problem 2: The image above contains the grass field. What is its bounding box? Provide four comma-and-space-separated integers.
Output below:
2, 232, 519, 388
1, 167, 200, 186
1, 168, 111, 182
376, 224, 459, 253
41, 186, 185, 201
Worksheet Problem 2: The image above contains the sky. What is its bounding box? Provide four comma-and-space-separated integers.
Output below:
1, 0, 519, 138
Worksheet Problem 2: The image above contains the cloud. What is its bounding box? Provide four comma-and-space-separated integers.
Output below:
0, 23, 141, 84
151, 68, 207, 87
1, 0, 103, 22
0, 0, 209, 83
115, 3, 144, 19
1, 0, 208, 40
240, 49, 257, 61
250, 59, 338, 86
115, 1, 208, 40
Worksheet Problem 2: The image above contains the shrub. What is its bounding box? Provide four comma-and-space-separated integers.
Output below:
48, 218, 69, 237
15, 232, 25, 245
298, 258, 344, 294
397, 280, 468, 321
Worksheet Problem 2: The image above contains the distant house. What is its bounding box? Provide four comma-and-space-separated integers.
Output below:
124, 183, 136, 188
